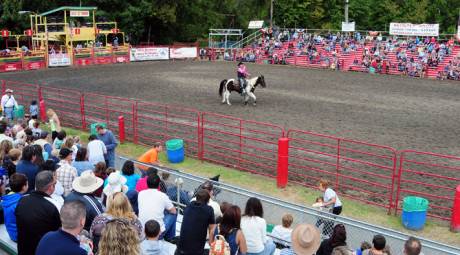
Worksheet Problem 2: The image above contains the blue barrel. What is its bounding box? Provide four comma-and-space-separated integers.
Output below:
401, 196, 429, 231
165, 139, 184, 163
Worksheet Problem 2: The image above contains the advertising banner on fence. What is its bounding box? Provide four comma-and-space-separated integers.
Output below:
49, 53, 71, 67
341, 22, 355, 32
170, 47, 197, 59
389, 23, 439, 36
130, 47, 169, 61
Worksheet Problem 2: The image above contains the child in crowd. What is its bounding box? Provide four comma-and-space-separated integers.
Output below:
2, 173, 28, 242
53, 130, 66, 150
271, 213, 294, 246
29, 100, 39, 119
32, 121, 42, 138
73, 136, 82, 150
356, 241, 372, 255
141, 219, 173, 255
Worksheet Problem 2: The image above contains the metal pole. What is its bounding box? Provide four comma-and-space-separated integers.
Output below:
345, 0, 349, 23
270, 0, 274, 28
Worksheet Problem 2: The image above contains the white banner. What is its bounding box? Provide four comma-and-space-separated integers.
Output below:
130, 47, 169, 61
341, 22, 355, 32
49, 53, 71, 67
248, 20, 264, 29
389, 23, 439, 36
170, 47, 197, 59
457, 26, 460, 40
70, 10, 90, 17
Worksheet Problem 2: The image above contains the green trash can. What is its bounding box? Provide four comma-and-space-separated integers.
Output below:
165, 139, 184, 163
90, 123, 106, 136
266, 224, 275, 233
402, 196, 429, 230
13, 105, 25, 119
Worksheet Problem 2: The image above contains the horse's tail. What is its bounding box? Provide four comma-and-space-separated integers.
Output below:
219, 79, 227, 97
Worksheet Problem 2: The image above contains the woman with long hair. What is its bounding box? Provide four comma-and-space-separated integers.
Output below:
241, 197, 275, 255
217, 205, 248, 255
0, 140, 12, 163
316, 224, 349, 255
72, 147, 94, 176
93, 161, 107, 197
98, 218, 140, 255
91, 192, 143, 253
46, 109, 61, 141
121, 160, 140, 191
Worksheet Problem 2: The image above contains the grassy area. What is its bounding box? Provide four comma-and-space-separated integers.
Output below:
62, 127, 460, 246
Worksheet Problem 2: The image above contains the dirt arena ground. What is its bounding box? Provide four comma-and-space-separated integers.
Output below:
2, 60, 459, 154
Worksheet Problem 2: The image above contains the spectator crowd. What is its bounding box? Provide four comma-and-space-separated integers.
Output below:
0, 90, 426, 255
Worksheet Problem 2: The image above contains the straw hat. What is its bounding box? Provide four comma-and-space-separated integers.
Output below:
103, 171, 128, 196
5, 89, 13, 93
291, 224, 321, 255
72, 170, 103, 194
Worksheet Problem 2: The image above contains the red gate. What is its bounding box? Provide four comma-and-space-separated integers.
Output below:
287, 130, 397, 213
136, 102, 200, 156
40, 86, 83, 129
395, 150, 460, 220
201, 112, 284, 178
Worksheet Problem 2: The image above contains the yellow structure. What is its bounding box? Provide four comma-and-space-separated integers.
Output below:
30, 6, 125, 52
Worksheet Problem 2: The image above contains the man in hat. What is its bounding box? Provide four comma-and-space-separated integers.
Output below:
56, 148, 78, 196
237, 62, 250, 96
65, 170, 104, 230
1, 89, 18, 121
280, 224, 321, 255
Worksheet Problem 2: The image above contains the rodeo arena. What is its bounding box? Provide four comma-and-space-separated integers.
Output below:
0, 4, 460, 255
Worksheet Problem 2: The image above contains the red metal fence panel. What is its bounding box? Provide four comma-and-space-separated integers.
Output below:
136, 102, 200, 157
40, 86, 83, 129
287, 130, 397, 213
395, 150, 460, 221
3, 81, 39, 114
83, 93, 136, 139
201, 112, 284, 178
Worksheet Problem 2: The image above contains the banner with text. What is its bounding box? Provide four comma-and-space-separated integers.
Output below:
130, 47, 169, 61
170, 47, 197, 59
389, 23, 439, 37
49, 53, 71, 67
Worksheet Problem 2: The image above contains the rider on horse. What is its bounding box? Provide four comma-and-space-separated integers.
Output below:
237, 62, 250, 96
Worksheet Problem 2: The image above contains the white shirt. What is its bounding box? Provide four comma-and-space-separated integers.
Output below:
271, 225, 292, 243
324, 188, 342, 207
87, 140, 107, 165
0, 134, 13, 144
138, 189, 174, 232
28, 119, 36, 129
191, 197, 222, 219
0, 94, 18, 110
241, 216, 267, 253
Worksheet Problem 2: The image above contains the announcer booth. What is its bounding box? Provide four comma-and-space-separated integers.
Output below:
29, 6, 129, 67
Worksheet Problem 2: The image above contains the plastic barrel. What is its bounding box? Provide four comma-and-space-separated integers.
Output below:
165, 139, 184, 163
90, 123, 106, 136
13, 105, 25, 119
401, 196, 429, 230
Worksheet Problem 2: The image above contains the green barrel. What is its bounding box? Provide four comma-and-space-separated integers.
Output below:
13, 105, 25, 119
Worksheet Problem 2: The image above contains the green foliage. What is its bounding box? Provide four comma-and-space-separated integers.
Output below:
0, 0, 459, 43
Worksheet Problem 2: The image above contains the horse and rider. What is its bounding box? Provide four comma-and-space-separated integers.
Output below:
219, 62, 266, 106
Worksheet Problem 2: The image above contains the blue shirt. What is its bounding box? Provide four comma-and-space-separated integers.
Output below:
36, 229, 86, 255
72, 161, 95, 176
123, 173, 141, 191
16, 160, 39, 192
97, 130, 118, 153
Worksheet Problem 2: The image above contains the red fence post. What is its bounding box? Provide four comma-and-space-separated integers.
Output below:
451, 185, 460, 232
39, 100, 46, 121
37, 86, 43, 102
118, 115, 125, 144
133, 101, 138, 144
80, 94, 86, 130
277, 137, 289, 188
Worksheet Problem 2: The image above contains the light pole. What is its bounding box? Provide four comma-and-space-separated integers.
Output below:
345, 0, 349, 23
270, 0, 274, 28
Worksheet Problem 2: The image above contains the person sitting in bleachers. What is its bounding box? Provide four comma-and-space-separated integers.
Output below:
270, 213, 293, 247
2, 173, 28, 242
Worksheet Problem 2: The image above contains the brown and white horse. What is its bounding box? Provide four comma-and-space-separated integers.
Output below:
218, 75, 266, 106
